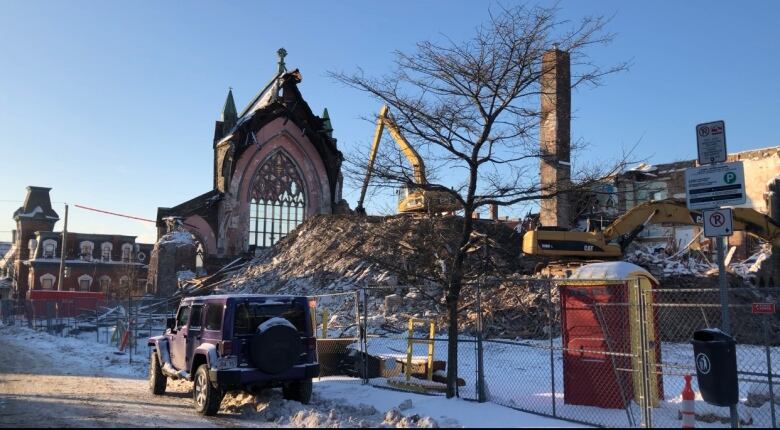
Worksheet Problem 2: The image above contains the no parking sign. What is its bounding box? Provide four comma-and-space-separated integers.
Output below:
702, 208, 733, 238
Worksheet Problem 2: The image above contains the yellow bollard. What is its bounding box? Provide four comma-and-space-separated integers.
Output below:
406, 318, 414, 380
427, 321, 435, 381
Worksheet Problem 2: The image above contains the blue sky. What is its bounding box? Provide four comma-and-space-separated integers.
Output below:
1, 1, 778, 243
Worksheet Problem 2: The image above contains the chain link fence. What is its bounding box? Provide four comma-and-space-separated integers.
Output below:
0, 296, 179, 365
645, 286, 780, 428
349, 279, 780, 428
5, 277, 780, 428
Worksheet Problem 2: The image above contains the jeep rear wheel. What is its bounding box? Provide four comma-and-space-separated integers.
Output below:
193, 364, 222, 416
282, 379, 312, 404
149, 352, 167, 395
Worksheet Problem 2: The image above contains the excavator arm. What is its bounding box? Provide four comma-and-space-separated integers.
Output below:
356, 105, 440, 214
603, 200, 780, 248
523, 199, 780, 258
380, 106, 427, 184
355, 107, 388, 214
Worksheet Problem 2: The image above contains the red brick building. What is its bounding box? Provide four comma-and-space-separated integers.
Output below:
3, 186, 152, 299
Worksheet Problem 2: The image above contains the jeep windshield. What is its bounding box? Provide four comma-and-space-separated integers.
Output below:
233, 302, 306, 335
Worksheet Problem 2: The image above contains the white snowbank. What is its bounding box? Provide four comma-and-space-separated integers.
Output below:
0, 324, 146, 378
220, 378, 583, 428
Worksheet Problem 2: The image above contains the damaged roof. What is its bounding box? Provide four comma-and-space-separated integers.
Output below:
156, 189, 222, 228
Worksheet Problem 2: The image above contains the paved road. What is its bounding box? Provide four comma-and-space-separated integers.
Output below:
0, 329, 269, 428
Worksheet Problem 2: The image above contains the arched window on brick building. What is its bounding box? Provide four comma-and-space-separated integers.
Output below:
249, 151, 305, 249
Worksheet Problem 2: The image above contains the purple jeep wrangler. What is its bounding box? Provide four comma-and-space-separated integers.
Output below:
147, 294, 319, 415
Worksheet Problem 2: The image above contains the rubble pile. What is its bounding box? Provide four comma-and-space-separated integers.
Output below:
219, 213, 776, 340
626, 243, 774, 286
227, 214, 529, 295
224, 214, 551, 336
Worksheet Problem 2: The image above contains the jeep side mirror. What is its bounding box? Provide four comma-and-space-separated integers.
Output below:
166, 317, 176, 331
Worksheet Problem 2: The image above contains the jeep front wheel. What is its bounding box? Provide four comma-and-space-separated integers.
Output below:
193, 364, 222, 416
282, 379, 312, 404
149, 352, 167, 395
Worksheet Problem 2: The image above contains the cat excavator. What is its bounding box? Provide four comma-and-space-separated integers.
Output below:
355, 105, 461, 215
522, 199, 780, 262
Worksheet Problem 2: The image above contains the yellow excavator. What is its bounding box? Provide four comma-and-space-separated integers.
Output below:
355, 105, 461, 215
522, 199, 780, 259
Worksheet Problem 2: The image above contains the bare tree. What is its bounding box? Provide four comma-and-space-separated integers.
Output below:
331, 4, 628, 397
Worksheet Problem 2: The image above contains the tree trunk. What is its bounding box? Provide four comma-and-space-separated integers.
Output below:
446, 211, 474, 398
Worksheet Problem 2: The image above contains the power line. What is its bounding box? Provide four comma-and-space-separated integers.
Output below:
73, 204, 156, 223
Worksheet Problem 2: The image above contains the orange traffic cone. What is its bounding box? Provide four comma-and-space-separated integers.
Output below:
681, 374, 696, 428
118, 329, 130, 353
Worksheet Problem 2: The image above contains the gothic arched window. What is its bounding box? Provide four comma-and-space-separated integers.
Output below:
249, 151, 305, 248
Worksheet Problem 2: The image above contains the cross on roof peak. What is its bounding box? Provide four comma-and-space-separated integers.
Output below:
277, 48, 287, 74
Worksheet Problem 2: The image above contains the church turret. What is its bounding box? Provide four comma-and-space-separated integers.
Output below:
322, 108, 333, 138
220, 88, 238, 133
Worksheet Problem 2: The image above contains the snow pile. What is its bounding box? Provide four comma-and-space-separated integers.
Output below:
220, 387, 440, 428
0, 324, 147, 378
158, 230, 195, 246
218, 378, 576, 428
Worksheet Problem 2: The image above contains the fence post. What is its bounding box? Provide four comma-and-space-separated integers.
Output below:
476, 275, 486, 403
128, 296, 132, 365
549, 279, 557, 417
764, 316, 777, 428
362, 288, 368, 384
637, 279, 653, 428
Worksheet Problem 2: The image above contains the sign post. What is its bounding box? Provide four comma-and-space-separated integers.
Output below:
703, 208, 734, 341
686, 121, 740, 428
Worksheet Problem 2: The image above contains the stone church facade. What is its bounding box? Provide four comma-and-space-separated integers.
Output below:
155, 51, 345, 275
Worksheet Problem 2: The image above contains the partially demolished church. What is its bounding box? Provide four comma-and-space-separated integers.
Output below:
150, 50, 346, 295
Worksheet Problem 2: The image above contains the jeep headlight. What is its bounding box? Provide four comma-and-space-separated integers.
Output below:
216, 356, 238, 370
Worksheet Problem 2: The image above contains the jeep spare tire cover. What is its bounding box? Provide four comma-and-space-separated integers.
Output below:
249, 318, 302, 374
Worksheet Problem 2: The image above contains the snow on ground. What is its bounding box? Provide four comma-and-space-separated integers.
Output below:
0, 323, 582, 428
362, 335, 780, 428
0, 323, 147, 378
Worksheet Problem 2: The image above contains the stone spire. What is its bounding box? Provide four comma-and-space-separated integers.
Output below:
321, 108, 333, 138
220, 87, 237, 132
277, 47, 288, 75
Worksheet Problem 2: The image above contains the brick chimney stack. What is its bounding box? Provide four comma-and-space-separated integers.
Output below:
539, 47, 572, 228
489, 203, 499, 221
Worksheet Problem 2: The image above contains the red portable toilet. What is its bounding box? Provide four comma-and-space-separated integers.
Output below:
560, 262, 663, 409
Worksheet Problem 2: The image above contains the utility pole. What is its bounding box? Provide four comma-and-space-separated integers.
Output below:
57, 204, 68, 291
